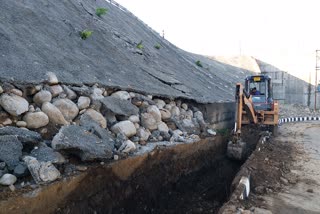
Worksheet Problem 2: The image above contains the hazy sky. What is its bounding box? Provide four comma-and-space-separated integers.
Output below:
115, 0, 320, 82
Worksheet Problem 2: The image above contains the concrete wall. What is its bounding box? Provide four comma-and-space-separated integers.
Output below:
197, 102, 235, 129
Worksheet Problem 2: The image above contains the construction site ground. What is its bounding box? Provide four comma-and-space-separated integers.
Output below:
225, 121, 320, 214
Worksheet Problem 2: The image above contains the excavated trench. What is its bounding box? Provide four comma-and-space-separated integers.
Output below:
52, 127, 260, 214
0, 129, 261, 214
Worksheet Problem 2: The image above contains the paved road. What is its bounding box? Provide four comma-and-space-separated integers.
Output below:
263, 122, 320, 214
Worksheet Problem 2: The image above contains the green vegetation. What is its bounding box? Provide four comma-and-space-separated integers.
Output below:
195, 60, 203, 67
80, 30, 93, 40
154, 44, 161, 49
136, 41, 143, 50
96, 8, 108, 17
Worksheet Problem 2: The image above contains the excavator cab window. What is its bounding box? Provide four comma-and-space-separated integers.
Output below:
245, 75, 272, 110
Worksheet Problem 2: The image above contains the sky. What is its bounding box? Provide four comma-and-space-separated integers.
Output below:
115, 0, 320, 82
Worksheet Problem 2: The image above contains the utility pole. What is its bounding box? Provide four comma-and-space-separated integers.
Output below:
315, 50, 320, 110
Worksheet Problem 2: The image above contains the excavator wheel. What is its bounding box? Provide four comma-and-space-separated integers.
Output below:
227, 140, 247, 160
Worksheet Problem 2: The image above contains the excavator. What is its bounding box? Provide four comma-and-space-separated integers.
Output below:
227, 75, 279, 160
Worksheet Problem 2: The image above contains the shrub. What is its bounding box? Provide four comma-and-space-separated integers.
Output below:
80, 30, 93, 40
196, 60, 203, 67
154, 44, 161, 49
136, 41, 143, 50
96, 8, 108, 17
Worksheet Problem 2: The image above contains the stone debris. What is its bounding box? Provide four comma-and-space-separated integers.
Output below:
0, 93, 29, 116
23, 112, 49, 129
23, 156, 60, 184
77, 96, 91, 110
0, 173, 17, 186
118, 140, 136, 153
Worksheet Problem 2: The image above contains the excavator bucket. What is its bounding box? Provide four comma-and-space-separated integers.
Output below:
227, 140, 246, 160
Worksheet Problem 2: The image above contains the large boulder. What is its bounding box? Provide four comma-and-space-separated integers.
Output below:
111, 120, 136, 137
52, 125, 114, 161
23, 112, 49, 129
42, 102, 69, 125
53, 98, 79, 121
100, 96, 139, 116
0, 135, 23, 170
80, 109, 106, 128
0, 93, 28, 116
0, 126, 42, 144
33, 90, 52, 106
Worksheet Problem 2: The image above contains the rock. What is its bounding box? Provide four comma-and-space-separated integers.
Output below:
13, 163, 29, 178
158, 122, 169, 133
174, 118, 200, 134
46, 72, 59, 85
29, 105, 35, 112
154, 99, 166, 109
111, 120, 136, 137
164, 104, 173, 111
49, 85, 63, 97
134, 123, 140, 129
52, 125, 114, 161
115, 133, 127, 149
23, 112, 49, 129
149, 130, 161, 142
131, 136, 139, 142
41, 102, 69, 125
207, 129, 216, 136
118, 140, 136, 153
100, 96, 139, 116
106, 111, 117, 126
62, 85, 77, 100
0, 174, 17, 186
0, 86, 3, 94
10, 89, 23, 97
2, 118, 12, 125
111, 91, 131, 100
137, 127, 151, 141
185, 110, 193, 119
170, 106, 180, 117
194, 111, 204, 121
129, 115, 140, 123
80, 109, 106, 128
173, 129, 183, 136
23, 156, 60, 184
77, 96, 90, 110
91, 88, 104, 100
0, 162, 6, 170
160, 109, 171, 120
0, 135, 23, 170
33, 90, 52, 106
181, 103, 188, 110
30, 143, 66, 164
53, 99, 79, 121
160, 131, 171, 141
0, 126, 42, 144
147, 105, 162, 122
16, 121, 27, 127
0, 93, 28, 116
0, 111, 9, 124
141, 113, 157, 130
254, 186, 265, 194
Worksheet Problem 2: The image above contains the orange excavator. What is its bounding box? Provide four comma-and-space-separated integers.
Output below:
227, 75, 279, 160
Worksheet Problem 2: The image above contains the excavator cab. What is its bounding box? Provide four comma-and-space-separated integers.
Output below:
245, 75, 273, 111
